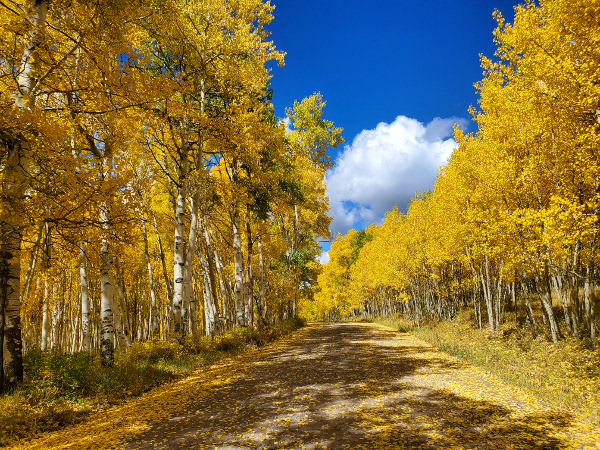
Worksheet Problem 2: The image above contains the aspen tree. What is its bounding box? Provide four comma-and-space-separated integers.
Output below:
79, 240, 91, 351
0, 0, 48, 392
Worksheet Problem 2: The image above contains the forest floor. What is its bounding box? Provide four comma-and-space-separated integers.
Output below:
8, 322, 600, 449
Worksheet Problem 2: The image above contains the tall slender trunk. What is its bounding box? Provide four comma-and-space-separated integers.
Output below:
521, 281, 538, 331
198, 243, 215, 335
583, 235, 597, 338
114, 258, 131, 347
139, 207, 157, 337
80, 240, 91, 351
512, 281, 517, 326
182, 194, 200, 338
110, 272, 126, 352
479, 267, 495, 332
584, 263, 594, 339
257, 231, 266, 325
40, 277, 51, 351
199, 215, 219, 330
172, 146, 189, 335
51, 279, 60, 349
554, 274, 572, 334
246, 214, 254, 327
232, 207, 246, 326
207, 225, 231, 329
291, 204, 300, 318
541, 264, 560, 344
20, 224, 44, 302
495, 263, 503, 329
188, 273, 198, 336
100, 229, 116, 364
231, 190, 246, 326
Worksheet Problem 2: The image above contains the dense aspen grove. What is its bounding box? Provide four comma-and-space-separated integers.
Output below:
309, 0, 600, 344
0, 0, 342, 393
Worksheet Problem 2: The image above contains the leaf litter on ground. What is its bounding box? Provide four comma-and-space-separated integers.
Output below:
7, 322, 600, 449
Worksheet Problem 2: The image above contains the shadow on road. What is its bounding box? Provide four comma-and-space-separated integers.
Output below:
124, 323, 578, 449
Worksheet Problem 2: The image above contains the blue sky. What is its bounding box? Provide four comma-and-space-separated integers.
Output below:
265, 1, 519, 260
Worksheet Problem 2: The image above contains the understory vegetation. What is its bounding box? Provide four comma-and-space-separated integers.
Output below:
0, 318, 304, 446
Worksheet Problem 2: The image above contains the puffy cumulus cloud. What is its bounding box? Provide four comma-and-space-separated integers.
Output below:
318, 251, 330, 265
326, 115, 467, 235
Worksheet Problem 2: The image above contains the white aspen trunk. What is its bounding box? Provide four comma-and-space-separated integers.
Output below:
140, 207, 158, 337
172, 147, 189, 335
197, 237, 215, 335
199, 215, 220, 324
541, 292, 559, 344
245, 214, 254, 327
229, 159, 246, 327
480, 245, 495, 332
570, 238, 581, 336
584, 259, 594, 338
207, 226, 232, 328
51, 279, 59, 349
232, 204, 246, 326
182, 194, 200, 338
14, 0, 48, 109
292, 204, 300, 318
98, 144, 117, 363
65, 272, 73, 351
484, 248, 494, 332
100, 236, 116, 364
79, 240, 91, 352
71, 311, 79, 354
114, 258, 131, 347
257, 231, 267, 325
200, 255, 215, 336
38, 221, 52, 351
542, 264, 560, 344
100, 202, 116, 364
110, 273, 127, 353
188, 275, 198, 336
554, 274, 572, 334
479, 268, 495, 333
279, 215, 294, 319
188, 292, 195, 336
32, 277, 41, 347
495, 262, 504, 329
20, 223, 44, 302
71, 275, 80, 353
139, 314, 145, 342
188, 77, 206, 337
40, 277, 51, 351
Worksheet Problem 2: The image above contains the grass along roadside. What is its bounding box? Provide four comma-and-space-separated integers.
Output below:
369, 311, 600, 427
0, 317, 305, 446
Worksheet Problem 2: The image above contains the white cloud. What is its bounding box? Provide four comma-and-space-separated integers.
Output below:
318, 251, 330, 265
326, 115, 467, 235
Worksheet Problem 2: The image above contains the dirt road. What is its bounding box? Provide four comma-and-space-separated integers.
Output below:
16, 322, 600, 449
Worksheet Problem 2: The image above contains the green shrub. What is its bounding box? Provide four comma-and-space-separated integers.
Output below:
182, 334, 214, 354
23, 349, 101, 399
96, 363, 172, 399
120, 338, 183, 366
